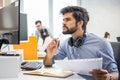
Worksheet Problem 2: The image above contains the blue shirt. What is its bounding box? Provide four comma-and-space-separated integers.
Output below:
53, 33, 118, 80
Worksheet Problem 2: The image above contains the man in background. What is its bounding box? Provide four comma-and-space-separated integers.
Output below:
35, 20, 44, 42
44, 6, 119, 80
35, 20, 52, 52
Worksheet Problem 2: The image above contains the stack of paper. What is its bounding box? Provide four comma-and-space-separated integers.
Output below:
55, 58, 102, 75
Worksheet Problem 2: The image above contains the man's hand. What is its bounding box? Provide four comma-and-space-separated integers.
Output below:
89, 69, 109, 80
43, 38, 59, 67
46, 39, 59, 58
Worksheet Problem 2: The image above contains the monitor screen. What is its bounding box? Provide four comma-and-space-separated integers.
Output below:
117, 37, 120, 42
0, 0, 19, 34
0, 0, 20, 48
20, 13, 28, 41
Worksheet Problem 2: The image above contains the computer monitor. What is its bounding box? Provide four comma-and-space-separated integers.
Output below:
19, 13, 28, 41
117, 37, 120, 42
0, 0, 20, 49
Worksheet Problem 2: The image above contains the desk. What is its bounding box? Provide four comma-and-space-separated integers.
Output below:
0, 60, 86, 80
0, 72, 86, 80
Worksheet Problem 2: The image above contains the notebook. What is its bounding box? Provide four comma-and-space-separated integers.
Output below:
24, 67, 74, 78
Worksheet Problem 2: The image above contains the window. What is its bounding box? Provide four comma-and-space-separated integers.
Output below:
23, 0, 49, 36
23, 0, 78, 38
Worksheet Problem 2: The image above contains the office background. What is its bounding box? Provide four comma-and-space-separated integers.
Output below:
0, 0, 120, 79
21, 0, 120, 42
1, 0, 120, 42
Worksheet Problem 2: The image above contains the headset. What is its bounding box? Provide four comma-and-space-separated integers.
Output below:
68, 34, 86, 48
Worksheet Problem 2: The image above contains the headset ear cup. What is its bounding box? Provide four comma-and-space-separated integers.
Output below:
74, 37, 83, 47
68, 37, 74, 47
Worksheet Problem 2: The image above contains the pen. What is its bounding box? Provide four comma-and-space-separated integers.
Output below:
57, 33, 62, 40
57, 33, 62, 47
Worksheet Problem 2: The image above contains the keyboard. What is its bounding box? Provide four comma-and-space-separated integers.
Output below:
21, 61, 43, 70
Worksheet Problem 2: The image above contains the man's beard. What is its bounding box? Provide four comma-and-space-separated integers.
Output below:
62, 24, 78, 34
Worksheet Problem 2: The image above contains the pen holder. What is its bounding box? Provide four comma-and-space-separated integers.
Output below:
0, 54, 21, 78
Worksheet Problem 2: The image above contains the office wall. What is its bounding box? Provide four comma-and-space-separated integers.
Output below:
81, 0, 120, 41
23, 0, 49, 36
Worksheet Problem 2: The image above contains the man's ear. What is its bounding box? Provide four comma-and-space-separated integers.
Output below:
77, 20, 83, 28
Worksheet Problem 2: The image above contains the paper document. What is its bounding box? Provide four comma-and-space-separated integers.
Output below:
55, 58, 102, 76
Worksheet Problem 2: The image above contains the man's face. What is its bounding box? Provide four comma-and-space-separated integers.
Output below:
62, 12, 78, 34
36, 23, 42, 30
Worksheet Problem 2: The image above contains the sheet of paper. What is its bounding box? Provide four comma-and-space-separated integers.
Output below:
55, 58, 102, 76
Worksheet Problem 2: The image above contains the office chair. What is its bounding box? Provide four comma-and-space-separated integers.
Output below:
111, 42, 120, 80
117, 37, 120, 42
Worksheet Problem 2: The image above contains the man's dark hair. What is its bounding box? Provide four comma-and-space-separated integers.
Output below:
35, 20, 42, 25
60, 6, 89, 33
